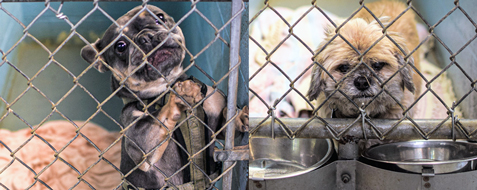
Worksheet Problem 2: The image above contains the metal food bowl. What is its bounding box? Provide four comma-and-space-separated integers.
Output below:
362, 140, 477, 174
249, 137, 333, 180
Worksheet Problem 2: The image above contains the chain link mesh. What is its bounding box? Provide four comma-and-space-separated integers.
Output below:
249, 0, 477, 140
0, 0, 247, 189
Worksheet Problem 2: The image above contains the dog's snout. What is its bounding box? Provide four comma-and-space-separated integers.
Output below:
155, 32, 171, 43
354, 76, 370, 91
138, 34, 152, 45
147, 33, 154, 41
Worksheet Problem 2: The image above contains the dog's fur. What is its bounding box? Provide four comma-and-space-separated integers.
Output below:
119, 84, 192, 186
308, 0, 421, 119
81, 5, 248, 188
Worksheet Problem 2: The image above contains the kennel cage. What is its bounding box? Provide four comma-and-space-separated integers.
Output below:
0, 0, 248, 190
249, 0, 477, 189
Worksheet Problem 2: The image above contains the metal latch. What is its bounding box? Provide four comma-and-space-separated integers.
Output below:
422, 166, 435, 177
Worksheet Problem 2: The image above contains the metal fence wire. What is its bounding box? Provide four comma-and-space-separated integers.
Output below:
0, 0, 247, 190
249, 0, 477, 142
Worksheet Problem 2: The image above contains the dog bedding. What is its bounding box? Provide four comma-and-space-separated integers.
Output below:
0, 120, 121, 189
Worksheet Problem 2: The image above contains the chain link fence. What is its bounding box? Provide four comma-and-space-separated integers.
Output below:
248, 1, 477, 188
249, 0, 477, 140
0, 0, 248, 189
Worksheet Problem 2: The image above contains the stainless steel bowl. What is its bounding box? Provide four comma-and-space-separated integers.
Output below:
362, 140, 477, 174
249, 137, 333, 180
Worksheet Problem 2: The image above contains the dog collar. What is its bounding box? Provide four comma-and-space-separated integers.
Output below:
136, 95, 168, 114
120, 93, 168, 114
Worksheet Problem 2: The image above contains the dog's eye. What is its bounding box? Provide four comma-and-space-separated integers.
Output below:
337, 64, 350, 73
116, 41, 128, 53
155, 13, 166, 25
372, 62, 386, 71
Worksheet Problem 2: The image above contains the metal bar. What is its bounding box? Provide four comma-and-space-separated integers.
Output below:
250, 118, 477, 140
222, 0, 242, 189
0, 0, 250, 2
214, 145, 250, 162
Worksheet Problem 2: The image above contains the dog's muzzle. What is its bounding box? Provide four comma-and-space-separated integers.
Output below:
131, 30, 182, 73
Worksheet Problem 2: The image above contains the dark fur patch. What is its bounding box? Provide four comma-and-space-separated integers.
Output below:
307, 65, 324, 100
394, 53, 415, 93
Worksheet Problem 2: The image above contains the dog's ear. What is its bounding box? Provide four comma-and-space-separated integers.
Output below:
395, 53, 415, 93
308, 24, 338, 101
81, 39, 109, 73
307, 62, 324, 101
308, 25, 335, 101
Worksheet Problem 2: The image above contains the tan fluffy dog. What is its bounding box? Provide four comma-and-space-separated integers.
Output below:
308, 0, 421, 119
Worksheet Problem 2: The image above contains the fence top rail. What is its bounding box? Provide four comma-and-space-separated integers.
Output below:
0, 0, 249, 2
249, 117, 477, 141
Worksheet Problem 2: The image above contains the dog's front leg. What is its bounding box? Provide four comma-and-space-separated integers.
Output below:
222, 105, 249, 133
174, 80, 249, 133
204, 85, 249, 133
122, 92, 186, 172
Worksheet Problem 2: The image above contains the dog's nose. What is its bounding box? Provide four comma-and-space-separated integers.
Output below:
138, 35, 151, 45
354, 76, 370, 91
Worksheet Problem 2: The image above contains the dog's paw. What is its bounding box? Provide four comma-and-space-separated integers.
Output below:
237, 106, 249, 132
168, 93, 186, 121
173, 80, 204, 106
223, 106, 249, 133
156, 93, 185, 131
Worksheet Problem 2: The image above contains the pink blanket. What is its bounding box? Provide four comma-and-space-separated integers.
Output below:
0, 120, 121, 189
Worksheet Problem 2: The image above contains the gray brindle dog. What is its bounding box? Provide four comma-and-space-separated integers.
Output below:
81, 5, 248, 189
